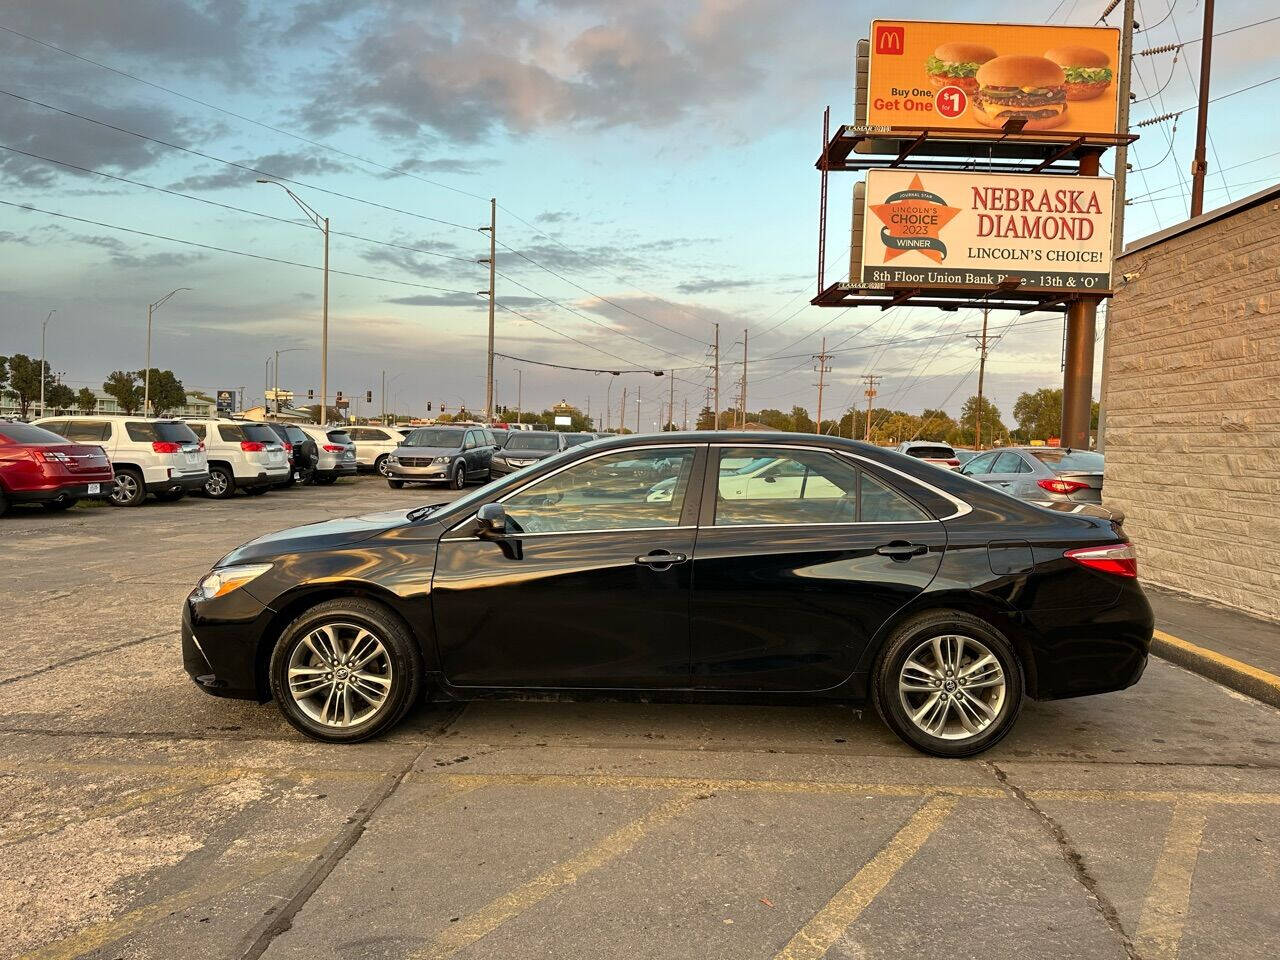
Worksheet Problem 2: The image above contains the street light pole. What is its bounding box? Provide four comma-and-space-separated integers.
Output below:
264, 356, 272, 408
40, 310, 55, 417
258, 180, 329, 425
273, 347, 303, 415
513, 367, 523, 424
144, 288, 189, 416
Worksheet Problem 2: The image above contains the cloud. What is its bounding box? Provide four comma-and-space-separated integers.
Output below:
676, 277, 759, 294
69, 232, 208, 269
167, 151, 348, 191
535, 211, 575, 224
386, 293, 543, 309
388, 155, 496, 177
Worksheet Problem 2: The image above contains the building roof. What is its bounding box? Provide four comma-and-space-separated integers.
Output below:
1120, 181, 1280, 259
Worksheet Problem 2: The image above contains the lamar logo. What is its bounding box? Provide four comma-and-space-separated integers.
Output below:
874, 25, 905, 55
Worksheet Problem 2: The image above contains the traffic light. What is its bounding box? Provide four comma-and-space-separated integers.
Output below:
307, 389, 314, 400
426, 401, 432, 411
336, 390, 343, 401
365, 390, 373, 403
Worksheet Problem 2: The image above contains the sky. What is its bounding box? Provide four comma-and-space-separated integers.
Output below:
1, 0, 1276, 430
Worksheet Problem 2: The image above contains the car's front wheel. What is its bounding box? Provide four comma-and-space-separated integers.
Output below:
450, 461, 466, 489
269, 599, 423, 743
872, 610, 1023, 758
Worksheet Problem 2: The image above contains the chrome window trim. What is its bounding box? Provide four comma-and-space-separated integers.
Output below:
708, 441, 972, 522
441, 524, 697, 543
443, 442, 704, 536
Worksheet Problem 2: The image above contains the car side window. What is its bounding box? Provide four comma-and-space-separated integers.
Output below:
39, 420, 68, 436
994, 452, 1024, 474
464, 431, 477, 450
483, 429, 496, 447
218, 424, 246, 443
714, 447, 858, 526
64, 420, 108, 442
501, 449, 695, 534
187, 423, 207, 440
859, 472, 931, 522
961, 452, 997, 475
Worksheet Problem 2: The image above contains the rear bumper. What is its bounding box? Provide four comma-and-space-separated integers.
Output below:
238, 469, 288, 490
147, 472, 209, 495
314, 463, 358, 480
6, 480, 114, 503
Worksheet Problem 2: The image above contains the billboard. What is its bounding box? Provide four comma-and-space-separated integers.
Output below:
866, 20, 1120, 135
857, 169, 1114, 292
216, 389, 235, 413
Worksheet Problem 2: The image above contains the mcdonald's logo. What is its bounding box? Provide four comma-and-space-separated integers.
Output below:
874, 24, 905, 55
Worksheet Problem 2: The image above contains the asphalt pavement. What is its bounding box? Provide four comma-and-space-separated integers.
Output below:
2, 476, 1277, 960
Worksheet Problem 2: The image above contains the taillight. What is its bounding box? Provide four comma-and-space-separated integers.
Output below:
284, 442, 293, 453
1065, 543, 1138, 578
240, 441, 266, 452
152, 441, 181, 453
323, 444, 344, 452
32, 449, 72, 464
198, 442, 205, 452
946, 459, 960, 467
1038, 478, 1090, 495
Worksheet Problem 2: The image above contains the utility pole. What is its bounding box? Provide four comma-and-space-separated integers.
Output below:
1097, 0, 1136, 454
965, 308, 999, 449
620, 386, 627, 435
712, 323, 720, 430
635, 385, 641, 434
481, 198, 497, 422
667, 371, 675, 431
1189, 0, 1214, 217
812, 337, 833, 430
863, 374, 881, 443
514, 367, 523, 424
683, 397, 688, 431
740, 329, 749, 430
605, 377, 613, 432
39, 310, 55, 417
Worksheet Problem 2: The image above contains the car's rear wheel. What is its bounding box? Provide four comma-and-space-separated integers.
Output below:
204, 465, 235, 499
269, 599, 423, 743
450, 461, 466, 489
110, 468, 146, 507
387, 479, 405, 489
872, 610, 1023, 758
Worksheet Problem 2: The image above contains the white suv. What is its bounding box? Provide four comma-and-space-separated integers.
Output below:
33, 415, 208, 506
346, 425, 406, 475
183, 419, 290, 498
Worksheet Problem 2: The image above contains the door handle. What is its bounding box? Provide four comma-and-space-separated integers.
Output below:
875, 541, 929, 561
634, 550, 688, 570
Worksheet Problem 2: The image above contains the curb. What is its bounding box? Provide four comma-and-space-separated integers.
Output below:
1151, 629, 1280, 710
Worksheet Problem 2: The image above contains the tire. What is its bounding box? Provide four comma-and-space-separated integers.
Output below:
387, 479, 405, 489
154, 490, 185, 502
871, 609, 1024, 758
0, 489, 8, 516
42, 496, 75, 512
110, 467, 146, 507
268, 598, 423, 743
245, 486, 269, 496
204, 465, 235, 499
375, 455, 391, 477
450, 461, 466, 490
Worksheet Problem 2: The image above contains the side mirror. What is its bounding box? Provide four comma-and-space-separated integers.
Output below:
477, 503, 508, 536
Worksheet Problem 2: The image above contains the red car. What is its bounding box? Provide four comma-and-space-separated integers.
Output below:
0, 420, 116, 514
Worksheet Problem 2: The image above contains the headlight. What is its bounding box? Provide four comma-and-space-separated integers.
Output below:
432, 456, 452, 464
386, 455, 399, 463
195, 563, 273, 601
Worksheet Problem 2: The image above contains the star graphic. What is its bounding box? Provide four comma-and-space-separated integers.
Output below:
868, 174, 960, 264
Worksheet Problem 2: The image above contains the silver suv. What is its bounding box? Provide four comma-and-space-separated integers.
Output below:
34, 415, 208, 506
298, 425, 357, 485
183, 419, 290, 498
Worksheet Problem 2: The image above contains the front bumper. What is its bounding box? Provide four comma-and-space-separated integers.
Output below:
182, 587, 271, 701
386, 461, 452, 480
6, 479, 115, 503
147, 472, 209, 495
489, 459, 540, 476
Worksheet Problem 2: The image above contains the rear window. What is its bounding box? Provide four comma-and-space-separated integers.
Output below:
1027, 449, 1104, 471
126, 421, 198, 443
0, 422, 67, 444
243, 424, 281, 444
326, 430, 352, 444
505, 433, 560, 451
906, 445, 955, 459
285, 426, 308, 443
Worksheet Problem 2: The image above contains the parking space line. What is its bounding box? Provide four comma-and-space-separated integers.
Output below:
15, 839, 326, 960
773, 795, 958, 960
0, 779, 210, 849
440, 772, 1003, 798
0, 758, 387, 784
409, 792, 701, 960
1133, 806, 1208, 960
1028, 789, 1280, 806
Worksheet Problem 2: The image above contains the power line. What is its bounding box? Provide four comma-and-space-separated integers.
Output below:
493, 353, 664, 376
491, 299, 664, 370
0, 88, 479, 232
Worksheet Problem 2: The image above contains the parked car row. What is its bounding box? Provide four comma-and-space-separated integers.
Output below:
0, 415, 363, 513
384, 425, 598, 488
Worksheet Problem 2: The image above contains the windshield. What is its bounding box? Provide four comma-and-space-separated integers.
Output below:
505, 433, 560, 451
564, 433, 595, 447
406, 429, 464, 448
1027, 449, 1104, 471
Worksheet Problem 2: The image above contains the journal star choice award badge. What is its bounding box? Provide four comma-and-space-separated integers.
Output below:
868, 174, 960, 264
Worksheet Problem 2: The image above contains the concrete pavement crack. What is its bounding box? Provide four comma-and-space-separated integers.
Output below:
233, 703, 468, 960
986, 759, 1140, 960
0, 630, 178, 687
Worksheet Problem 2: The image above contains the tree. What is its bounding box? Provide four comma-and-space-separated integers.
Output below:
1012, 387, 1061, 442
790, 406, 815, 434
0, 355, 8, 394
917, 408, 956, 442
45, 381, 75, 412
75, 387, 97, 414
139, 368, 186, 416
956, 395, 1007, 447
4, 354, 57, 417
103, 370, 143, 415
695, 405, 715, 430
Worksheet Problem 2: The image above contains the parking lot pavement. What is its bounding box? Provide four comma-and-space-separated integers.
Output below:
3, 475, 1278, 960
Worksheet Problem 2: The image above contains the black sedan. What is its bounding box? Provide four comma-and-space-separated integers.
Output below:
182, 432, 1151, 757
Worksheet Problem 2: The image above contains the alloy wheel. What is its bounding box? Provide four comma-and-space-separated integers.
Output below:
286, 622, 394, 728
206, 471, 229, 497
111, 472, 139, 505
897, 634, 1006, 741
377, 456, 392, 477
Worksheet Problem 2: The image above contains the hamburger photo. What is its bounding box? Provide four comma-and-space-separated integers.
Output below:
925, 42, 998, 95
1044, 45, 1114, 100
971, 55, 1068, 130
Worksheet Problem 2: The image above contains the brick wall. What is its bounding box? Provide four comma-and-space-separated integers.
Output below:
1104, 195, 1280, 621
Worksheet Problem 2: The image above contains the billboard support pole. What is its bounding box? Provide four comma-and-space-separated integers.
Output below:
818, 106, 830, 296
1062, 153, 1101, 450
1189, 0, 1214, 217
